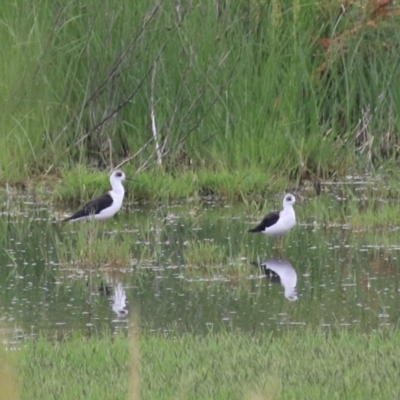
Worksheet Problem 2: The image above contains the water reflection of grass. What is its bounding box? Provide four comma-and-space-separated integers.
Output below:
182, 239, 253, 281
8, 328, 400, 399
183, 240, 225, 268
4, 196, 400, 336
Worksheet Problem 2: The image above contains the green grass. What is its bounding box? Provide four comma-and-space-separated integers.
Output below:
0, 0, 400, 190
183, 240, 226, 268
303, 187, 400, 229
9, 327, 400, 399
52, 167, 281, 205
181, 237, 257, 281
55, 224, 134, 269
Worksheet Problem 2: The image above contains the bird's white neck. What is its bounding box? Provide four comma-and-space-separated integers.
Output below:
110, 178, 125, 196
281, 202, 295, 222
282, 202, 293, 212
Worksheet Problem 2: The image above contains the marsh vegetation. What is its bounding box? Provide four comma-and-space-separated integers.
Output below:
0, 0, 400, 201
0, 328, 399, 399
2, 0, 400, 398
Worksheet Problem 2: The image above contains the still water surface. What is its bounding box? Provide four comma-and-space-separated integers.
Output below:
1, 196, 400, 340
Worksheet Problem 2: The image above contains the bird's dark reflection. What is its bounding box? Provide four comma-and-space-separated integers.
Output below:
260, 258, 298, 301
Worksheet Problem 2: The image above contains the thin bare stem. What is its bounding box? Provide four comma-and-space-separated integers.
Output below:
150, 61, 162, 167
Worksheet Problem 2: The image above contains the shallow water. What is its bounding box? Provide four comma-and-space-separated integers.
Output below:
1, 195, 400, 342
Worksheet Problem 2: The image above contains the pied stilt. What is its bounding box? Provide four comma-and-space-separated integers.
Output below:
63, 170, 129, 222
248, 194, 296, 238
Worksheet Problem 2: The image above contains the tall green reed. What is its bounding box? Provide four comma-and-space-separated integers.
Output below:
1, 0, 400, 185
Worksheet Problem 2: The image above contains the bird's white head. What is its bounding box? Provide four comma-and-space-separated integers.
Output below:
110, 169, 126, 182
283, 194, 296, 208
110, 170, 126, 192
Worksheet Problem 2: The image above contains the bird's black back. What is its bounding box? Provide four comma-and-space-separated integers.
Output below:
63, 193, 113, 222
248, 212, 280, 233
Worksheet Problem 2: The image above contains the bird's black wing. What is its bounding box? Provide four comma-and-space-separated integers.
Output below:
248, 211, 280, 233
63, 193, 113, 222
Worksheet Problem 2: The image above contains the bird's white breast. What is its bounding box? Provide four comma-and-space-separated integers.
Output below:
96, 190, 124, 220
263, 208, 296, 236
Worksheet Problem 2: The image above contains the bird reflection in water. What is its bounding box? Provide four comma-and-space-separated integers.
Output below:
260, 258, 298, 301
111, 282, 128, 318
99, 280, 128, 317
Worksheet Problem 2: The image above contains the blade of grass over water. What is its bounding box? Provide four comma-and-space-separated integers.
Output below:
0, 336, 19, 400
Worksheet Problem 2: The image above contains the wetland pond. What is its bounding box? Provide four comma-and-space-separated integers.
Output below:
1, 194, 400, 342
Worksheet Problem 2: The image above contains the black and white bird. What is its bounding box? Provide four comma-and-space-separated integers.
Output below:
261, 258, 297, 301
248, 194, 296, 237
63, 170, 128, 222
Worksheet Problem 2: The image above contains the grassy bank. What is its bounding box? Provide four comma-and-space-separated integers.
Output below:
38, 165, 400, 207
1, 0, 400, 197
52, 166, 288, 205
1, 328, 398, 399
